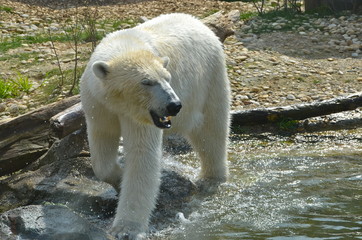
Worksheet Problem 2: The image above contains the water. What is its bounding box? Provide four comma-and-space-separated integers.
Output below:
157, 130, 362, 239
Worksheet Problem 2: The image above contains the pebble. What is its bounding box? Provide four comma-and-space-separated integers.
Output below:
18, 104, 28, 110
138, 16, 149, 23
286, 94, 296, 100
8, 104, 19, 115
236, 55, 248, 61
0, 103, 6, 112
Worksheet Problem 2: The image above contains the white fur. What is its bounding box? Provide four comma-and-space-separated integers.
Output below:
80, 13, 231, 239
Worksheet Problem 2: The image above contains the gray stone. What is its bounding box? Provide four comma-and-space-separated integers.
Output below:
351, 52, 359, 58
227, 10, 240, 23
201, 11, 234, 42
0, 103, 5, 112
1, 124, 196, 236
138, 16, 148, 23
0, 205, 112, 240
286, 94, 296, 100
8, 104, 19, 114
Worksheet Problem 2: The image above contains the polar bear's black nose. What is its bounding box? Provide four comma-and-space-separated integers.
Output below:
167, 101, 182, 116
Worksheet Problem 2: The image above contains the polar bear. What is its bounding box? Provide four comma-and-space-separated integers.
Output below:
80, 13, 231, 239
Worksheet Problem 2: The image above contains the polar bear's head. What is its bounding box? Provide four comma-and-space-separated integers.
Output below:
92, 50, 182, 129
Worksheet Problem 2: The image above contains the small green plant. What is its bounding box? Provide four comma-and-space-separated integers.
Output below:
202, 9, 219, 18
12, 73, 33, 94
0, 79, 18, 98
0, 73, 32, 99
240, 12, 258, 21
0, 5, 13, 13
277, 118, 299, 131
248, 9, 324, 34
313, 79, 321, 84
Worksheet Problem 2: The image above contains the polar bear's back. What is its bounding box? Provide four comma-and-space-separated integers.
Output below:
137, 13, 222, 55
138, 13, 215, 38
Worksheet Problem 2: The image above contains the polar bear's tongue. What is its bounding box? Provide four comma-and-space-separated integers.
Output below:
160, 116, 171, 123
150, 110, 172, 128
159, 116, 172, 128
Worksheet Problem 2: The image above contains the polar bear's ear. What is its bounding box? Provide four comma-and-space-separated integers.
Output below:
92, 61, 110, 80
161, 57, 170, 68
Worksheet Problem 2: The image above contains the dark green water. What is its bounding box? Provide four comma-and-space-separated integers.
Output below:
158, 130, 362, 239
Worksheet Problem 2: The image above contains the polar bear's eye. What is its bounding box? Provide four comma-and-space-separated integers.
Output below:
141, 79, 154, 86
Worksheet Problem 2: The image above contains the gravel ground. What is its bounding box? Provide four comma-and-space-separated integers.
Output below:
0, 0, 361, 121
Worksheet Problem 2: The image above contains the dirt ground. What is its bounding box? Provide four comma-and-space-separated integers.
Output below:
0, 0, 361, 119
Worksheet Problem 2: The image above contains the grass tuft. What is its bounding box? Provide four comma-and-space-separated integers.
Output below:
0, 5, 13, 13
0, 73, 33, 99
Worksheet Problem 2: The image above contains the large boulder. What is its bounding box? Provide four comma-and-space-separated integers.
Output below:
0, 205, 112, 240
0, 127, 197, 239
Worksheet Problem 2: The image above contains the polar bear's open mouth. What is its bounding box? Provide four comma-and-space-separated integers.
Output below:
150, 111, 172, 129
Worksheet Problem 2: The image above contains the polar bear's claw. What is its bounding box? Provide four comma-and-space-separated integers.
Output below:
110, 228, 146, 240
110, 220, 147, 240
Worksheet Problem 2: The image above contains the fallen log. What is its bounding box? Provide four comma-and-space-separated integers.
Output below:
1, 92, 362, 176
231, 92, 362, 126
49, 93, 362, 139
50, 102, 84, 139
0, 95, 81, 176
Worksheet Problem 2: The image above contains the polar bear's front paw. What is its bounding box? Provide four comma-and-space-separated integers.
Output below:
110, 220, 147, 240
196, 178, 224, 194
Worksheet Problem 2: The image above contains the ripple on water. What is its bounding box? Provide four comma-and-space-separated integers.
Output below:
157, 134, 362, 240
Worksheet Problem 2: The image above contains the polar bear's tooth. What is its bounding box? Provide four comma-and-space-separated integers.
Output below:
159, 116, 172, 123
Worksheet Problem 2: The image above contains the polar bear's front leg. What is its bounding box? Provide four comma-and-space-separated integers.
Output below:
111, 117, 162, 239
87, 117, 123, 191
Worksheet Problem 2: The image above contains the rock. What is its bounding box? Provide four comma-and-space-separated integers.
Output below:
311, 37, 319, 43
351, 52, 359, 58
0, 103, 5, 112
227, 10, 240, 23
0, 95, 81, 176
251, 87, 261, 93
138, 16, 149, 23
286, 94, 296, 100
18, 104, 27, 110
327, 23, 337, 29
0, 205, 112, 240
1, 125, 196, 235
8, 104, 19, 115
235, 94, 249, 100
36, 127, 89, 167
156, 169, 197, 215
236, 55, 248, 61
201, 11, 235, 43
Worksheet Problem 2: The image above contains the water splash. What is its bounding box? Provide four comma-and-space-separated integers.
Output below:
155, 130, 362, 239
